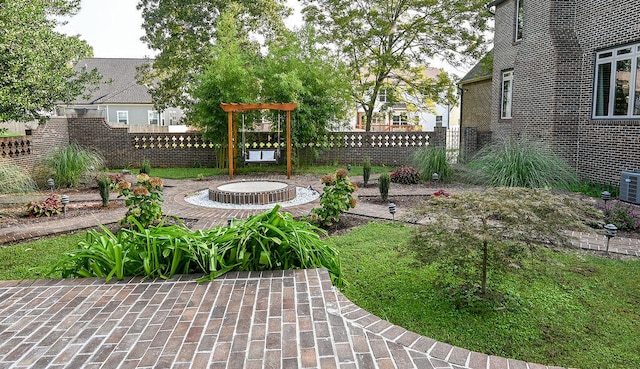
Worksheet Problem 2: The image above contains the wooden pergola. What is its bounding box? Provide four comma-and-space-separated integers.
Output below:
220, 103, 298, 180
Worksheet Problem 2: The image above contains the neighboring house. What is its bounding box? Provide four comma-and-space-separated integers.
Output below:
463, 0, 640, 184
353, 67, 459, 132
58, 58, 187, 131
458, 51, 493, 159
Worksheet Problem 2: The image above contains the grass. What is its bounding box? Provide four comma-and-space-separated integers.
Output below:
0, 233, 86, 280
333, 222, 640, 369
118, 164, 391, 179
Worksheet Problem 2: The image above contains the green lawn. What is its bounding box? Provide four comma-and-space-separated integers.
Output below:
3, 219, 639, 368
332, 222, 640, 369
115, 164, 391, 180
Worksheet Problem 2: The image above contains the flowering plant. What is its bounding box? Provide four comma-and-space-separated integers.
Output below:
117, 174, 164, 228
311, 169, 358, 226
27, 194, 63, 217
433, 189, 450, 197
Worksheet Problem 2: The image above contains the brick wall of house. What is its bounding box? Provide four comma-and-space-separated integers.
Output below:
460, 78, 492, 159
490, 0, 640, 185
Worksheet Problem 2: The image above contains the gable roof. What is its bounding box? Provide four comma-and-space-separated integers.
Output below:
459, 50, 493, 85
73, 58, 153, 105
487, 0, 508, 7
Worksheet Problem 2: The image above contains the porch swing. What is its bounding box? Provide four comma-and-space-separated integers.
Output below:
220, 102, 297, 180
241, 111, 281, 164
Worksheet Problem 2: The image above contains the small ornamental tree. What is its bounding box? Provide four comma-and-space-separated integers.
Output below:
411, 187, 602, 307
311, 169, 358, 226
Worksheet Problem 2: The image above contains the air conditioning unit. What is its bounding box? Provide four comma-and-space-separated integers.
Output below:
619, 171, 640, 204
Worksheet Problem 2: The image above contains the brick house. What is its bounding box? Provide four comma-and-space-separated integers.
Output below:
463, 0, 640, 185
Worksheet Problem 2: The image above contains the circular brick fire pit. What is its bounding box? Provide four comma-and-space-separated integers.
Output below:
208, 181, 297, 205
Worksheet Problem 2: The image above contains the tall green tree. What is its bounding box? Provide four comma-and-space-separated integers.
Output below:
301, 0, 491, 131
190, 7, 352, 168
136, 0, 290, 111
0, 0, 100, 123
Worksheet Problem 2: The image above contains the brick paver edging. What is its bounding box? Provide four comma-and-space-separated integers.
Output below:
0, 269, 568, 369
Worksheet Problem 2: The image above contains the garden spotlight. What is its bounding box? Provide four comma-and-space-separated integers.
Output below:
61, 195, 69, 217
388, 203, 396, 221
604, 223, 617, 255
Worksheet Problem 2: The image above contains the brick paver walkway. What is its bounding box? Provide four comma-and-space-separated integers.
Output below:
1, 174, 635, 368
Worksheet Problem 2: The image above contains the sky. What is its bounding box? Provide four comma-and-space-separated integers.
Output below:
58, 0, 303, 59
58, 0, 469, 76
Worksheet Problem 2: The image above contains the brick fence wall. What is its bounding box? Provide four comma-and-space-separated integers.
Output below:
63, 118, 447, 169
0, 118, 69, 172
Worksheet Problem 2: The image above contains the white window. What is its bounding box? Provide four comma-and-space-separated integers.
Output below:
378, 89, 387, 103
436, 115, 443, 127
501, 70, 514, 119
148, 110, 159, 125
117, 111, 129, 124
594, 43, 640, 118
392, 113, 408, 125
515, 0, 524, 42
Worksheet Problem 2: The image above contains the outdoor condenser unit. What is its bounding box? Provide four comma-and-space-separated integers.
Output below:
619, 171, 640, 205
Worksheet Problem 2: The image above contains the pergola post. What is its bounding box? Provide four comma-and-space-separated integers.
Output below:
227, 111, 234, 180
220, 103, 297, 181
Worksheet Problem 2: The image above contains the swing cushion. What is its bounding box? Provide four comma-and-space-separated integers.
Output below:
248, 151, 262, 161
262, 150, 275, 161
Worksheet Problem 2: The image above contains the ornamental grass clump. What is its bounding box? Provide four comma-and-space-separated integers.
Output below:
0, 161, 36, 194
412, 146, 451, 182
41, 144, 104, 187
311, 169, 358, 226
117, 173, 164, 228
466, 138, 577, 188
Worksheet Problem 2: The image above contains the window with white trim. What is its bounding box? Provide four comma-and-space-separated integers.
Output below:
392, 112, 408, 125
117, 111, 129, 124
501, 70, 514, 119
148, 110, 159, 125
515, 0, 524, 42
594, 43, 640, 118
378, 89, 387, 103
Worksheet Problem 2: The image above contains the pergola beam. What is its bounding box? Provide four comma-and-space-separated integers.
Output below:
221, 103, 298, 180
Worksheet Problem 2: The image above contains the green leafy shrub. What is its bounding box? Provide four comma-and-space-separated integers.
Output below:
390, 166, 421, 184
362, 158, 371, 186
466, 138, 577, 188
27, 194, 63, 217
41, 144, 104, 187
0, 161, 36, 194
53, 206, 343, 286
117, 174, 164, 228
140, 158, 151, 175
412, 146, 451, 182
379, 172, 390, 201
311, 169, 358, 226
601, 200, 640, 231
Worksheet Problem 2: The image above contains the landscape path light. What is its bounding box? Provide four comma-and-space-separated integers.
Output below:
47, 178, 55, 193
61, 195, 69, 217
347, 164, 352, 173
388, 203, 396, 221
432, 173, 439, 185
604, 223, 618, 255
601, 191, 611, 206
227, 216, 236, 227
